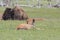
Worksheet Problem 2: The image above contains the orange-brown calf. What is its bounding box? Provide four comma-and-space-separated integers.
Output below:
16, 18, 35, 30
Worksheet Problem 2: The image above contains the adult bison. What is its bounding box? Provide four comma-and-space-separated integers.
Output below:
2, 7, 14, 20
2, 6, 28, 20
13, 6, 28, 20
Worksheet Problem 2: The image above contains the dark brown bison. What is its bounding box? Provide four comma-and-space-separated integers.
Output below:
2, 7, 14, 20
13, 6, 28, 20
2, 6, 28, 20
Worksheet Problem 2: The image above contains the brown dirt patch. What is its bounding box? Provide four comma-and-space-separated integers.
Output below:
34, 18, 46, 21
34, 18, 45, 21
28, 18, 46, 21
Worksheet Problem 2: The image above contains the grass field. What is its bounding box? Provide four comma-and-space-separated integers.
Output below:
0, 7, 60, 40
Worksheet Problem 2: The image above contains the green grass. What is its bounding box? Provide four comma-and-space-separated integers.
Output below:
0, 7, 60, 40
0, 7, 5, 13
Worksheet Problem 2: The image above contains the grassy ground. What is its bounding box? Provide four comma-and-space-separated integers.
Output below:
0, 7, 60, 40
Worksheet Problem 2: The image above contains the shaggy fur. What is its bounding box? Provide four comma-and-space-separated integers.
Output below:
2, 8, 14, 20
13, 6, 28, 20
2, 6, 28, 20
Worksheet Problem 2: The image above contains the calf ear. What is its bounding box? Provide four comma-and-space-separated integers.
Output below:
26, 20, 28, 24
33, 19, 35, 23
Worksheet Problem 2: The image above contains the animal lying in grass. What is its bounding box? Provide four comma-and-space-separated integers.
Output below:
2, 6, 28, 20
16, 18, 45, 30
16, 18, 35, 30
